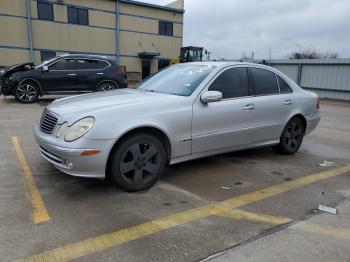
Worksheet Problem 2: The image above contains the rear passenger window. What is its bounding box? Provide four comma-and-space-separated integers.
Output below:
75, 59, 109, 70
250, 68, 279, 95
277, 75, 292, 93
209, 68, 249, 99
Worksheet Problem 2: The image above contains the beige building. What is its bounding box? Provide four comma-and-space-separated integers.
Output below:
0, 0, 184, 79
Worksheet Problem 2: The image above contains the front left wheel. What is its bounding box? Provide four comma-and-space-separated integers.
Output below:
109, 134, 167, 192
15, 81, 39, 103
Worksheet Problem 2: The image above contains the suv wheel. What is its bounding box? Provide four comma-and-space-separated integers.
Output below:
273, 117, 305, 154
15, 82, 39, 103
109, 134, 166, 192
98, 83, 117, 92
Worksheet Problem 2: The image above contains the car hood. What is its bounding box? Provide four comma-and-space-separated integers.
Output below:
1, 62, 34, 76
47, 89, 174, 120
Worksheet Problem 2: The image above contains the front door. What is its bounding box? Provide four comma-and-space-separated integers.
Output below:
142, 60, 151, 79
192, 66, 257, 154
42, 58, 78, 93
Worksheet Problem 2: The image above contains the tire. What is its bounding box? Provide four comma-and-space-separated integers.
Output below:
109, 134, 167, 192
273, 117, 305, 154
97, 82, 117, 92
15, 81, 39, 103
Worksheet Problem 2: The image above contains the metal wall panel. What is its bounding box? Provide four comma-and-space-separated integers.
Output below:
270, 60, 350, 100
301, 65, 350, 91
271, 64, 299, 83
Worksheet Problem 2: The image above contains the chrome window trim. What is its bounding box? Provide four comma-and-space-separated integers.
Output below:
48, 58, 111, 71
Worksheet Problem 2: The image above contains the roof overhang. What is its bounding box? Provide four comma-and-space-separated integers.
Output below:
138, 52, 160, 59
119, 0, 185, 14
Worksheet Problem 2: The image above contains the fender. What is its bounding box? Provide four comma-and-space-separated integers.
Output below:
18, 78, 43, 96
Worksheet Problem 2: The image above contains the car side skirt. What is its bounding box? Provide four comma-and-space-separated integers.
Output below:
169, 139, 280, 165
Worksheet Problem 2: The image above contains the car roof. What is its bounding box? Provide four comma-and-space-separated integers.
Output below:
59, 54, 113, 61
180, 61, 272, 69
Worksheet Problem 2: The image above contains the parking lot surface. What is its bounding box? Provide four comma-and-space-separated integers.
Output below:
0, 97, 349, 261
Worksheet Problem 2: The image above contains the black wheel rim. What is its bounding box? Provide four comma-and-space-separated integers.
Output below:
17, 84, 37, 102
100, 84, 115, 91
284, 120, 304, 150
120, 142, 160, 187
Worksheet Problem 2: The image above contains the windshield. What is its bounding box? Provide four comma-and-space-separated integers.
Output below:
34, 57, 58, 69
136, 65, 216, 96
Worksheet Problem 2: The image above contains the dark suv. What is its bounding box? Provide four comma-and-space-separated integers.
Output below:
0, 54, 127, 103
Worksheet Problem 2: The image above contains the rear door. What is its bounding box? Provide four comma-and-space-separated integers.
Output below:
75, 59, 111, 91
192, 66, 259, 154
247, 66, 295, 141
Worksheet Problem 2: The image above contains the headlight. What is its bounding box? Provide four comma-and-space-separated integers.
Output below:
64, 117, 95, 142
56, 122, 68, 138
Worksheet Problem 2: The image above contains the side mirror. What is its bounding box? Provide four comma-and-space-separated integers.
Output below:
201, 91, 223, 104
42, 65, 49, 72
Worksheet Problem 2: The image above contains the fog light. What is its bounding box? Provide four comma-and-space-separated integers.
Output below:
65, 161, 73, 168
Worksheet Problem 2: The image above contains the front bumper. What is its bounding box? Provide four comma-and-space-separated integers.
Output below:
305, 111, 321, 135
33, 121, 114, 178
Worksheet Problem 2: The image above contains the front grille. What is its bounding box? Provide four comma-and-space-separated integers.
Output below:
40, 109, 58, 134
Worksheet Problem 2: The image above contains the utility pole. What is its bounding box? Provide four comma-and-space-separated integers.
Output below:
251, 52, 255, 61
269, 48, 272, 65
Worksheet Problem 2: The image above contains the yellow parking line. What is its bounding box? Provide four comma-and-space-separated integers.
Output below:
16, 165, 350, 261
212, 206, 292, 225
222, 165, 350, 208
16, 206, 213, 262
294, 222, 350, 239
11, 137, 50, 224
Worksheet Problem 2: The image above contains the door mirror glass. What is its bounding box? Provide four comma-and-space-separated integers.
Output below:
201, 91, 222, 103
42, 65, 49, 72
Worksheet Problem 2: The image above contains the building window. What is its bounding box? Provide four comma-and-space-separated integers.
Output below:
159, 21, 173, 36
68, 7, 89, 25
37, 1, 54, 21
40, 51, 56, 62
158, 59, 170, 70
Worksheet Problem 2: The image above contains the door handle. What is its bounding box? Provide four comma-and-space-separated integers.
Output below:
283, 100, 292, 105
97, 73, 104, 75
68, 73, 76, 76
243, 104, 255, 111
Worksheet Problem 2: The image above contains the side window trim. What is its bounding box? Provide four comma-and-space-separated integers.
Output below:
207, 66, 252, 101
48, 58, 111, 71
275, 74, 281, 93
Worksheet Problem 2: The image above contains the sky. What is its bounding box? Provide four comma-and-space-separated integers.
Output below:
144, 0, 350, 59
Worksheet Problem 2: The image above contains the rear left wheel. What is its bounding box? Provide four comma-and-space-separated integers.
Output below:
97, 82, 117, 92
273, 117, 305, 154
109, 134, 166, 192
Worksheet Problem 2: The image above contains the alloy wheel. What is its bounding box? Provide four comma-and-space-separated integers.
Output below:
17, 84, 37, 102
120, 143, 161, 187
284, 119, 304, 150
99, 84, 115, 91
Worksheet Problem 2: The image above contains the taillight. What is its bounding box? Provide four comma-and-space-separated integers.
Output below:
116, 66, 125, 75
317, 99, 320, 110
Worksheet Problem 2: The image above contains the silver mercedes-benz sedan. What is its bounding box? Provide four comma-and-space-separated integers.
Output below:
34, 62, 320, 191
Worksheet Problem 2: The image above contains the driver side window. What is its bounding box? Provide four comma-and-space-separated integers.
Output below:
209, 67, 249, 99
49, 59, 77, 70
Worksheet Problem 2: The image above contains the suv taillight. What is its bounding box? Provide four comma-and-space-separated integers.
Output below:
116, 66, 125, 75
317, 99, 320, 110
